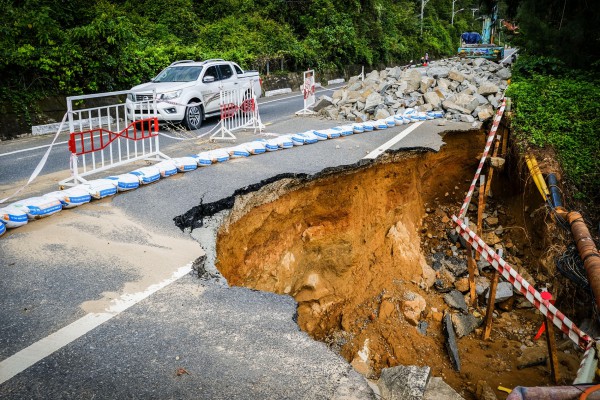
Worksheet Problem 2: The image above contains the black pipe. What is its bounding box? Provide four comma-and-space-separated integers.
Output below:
547, 173, 563, 208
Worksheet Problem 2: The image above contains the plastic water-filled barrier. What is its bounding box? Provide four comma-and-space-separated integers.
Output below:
155, 160, 178, 177
290, 133, 307, 145
44, 187, 92, 208
10, 197, 62, 220
172, 157, 198, 172
263, 139, 280, 151
0, 205, 28, 228
362, 121, 375, 131
335, 125, 354, 136
428, 111, 444, 118
393, 115, 406, 126
105, 173, 140, 191
273, 135, 294, 149
374, 119, 388, 130
226, 145, 251, 158
205, 149, 230, 163
295, 131, 320, 144
241, 141, 267, 155
131, 166, 161, 184
0, 222, 5, 236
76, 179, 118, 199
352, 123, 365, 133
194, 152, 213, 166
385, 117, 396, 127
314, 129, 341, 140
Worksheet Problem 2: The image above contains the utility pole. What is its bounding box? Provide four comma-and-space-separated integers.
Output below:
421, 0, 430, 36
452, 5, 464, 25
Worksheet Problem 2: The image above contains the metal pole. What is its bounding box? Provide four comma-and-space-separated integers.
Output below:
452, 0, 456, 25
421, 0, 430, 36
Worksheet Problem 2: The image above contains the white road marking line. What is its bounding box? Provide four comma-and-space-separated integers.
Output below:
0, 141, 69, 157
363, 121, 424, 159
0, 263, 193, 384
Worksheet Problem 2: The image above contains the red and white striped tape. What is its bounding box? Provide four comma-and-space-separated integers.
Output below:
457, 98, 507, 219
576, 339, 596, 382
452, 215, 592, 349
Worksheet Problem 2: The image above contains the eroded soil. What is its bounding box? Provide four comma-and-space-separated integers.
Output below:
215, 130, 582, 398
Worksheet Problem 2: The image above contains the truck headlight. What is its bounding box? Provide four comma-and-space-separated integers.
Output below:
160, 90, 182, 101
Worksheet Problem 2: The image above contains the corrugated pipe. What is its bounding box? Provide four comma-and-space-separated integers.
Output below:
507, 385, 600, 399
555, 208, 600, 312
547, 173, 563, 208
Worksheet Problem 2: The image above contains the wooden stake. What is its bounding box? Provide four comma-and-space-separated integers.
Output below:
545, 305, 561, 383
501, 124, 509, 158
483, 249, 502, 340
465, 217, 477, 306
476, 175, 486, 261
485, 135, 502, 198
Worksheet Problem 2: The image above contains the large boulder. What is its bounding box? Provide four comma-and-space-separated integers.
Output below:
448, 69, 466, 82
453, 93, 479, 112
427, 67, 450, 79
375, 107, 391, 120
364, 92, 383, 112
424, 91, 442, 108
378, 365, 431, 400
442, 100, 470, 115
420, 77, 435, 93
478, 83, 500, 96
496, 67, 512, 80
404, 69, 423, 92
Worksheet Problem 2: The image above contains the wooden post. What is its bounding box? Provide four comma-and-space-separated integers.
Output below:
465, 217, 477, 306
546, 316, 561, 383
485, 135, 502, 198
483, 249, 502, 340
501, 124, 509, 158
476, 175, 486, 261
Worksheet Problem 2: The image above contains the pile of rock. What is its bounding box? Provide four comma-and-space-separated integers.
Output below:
318, 58, 511, 124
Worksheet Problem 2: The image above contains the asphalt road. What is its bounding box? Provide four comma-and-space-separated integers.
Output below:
0, 84, 344, 188
0, 67, 481, 398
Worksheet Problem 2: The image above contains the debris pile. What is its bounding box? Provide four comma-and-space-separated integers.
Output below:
318, 58, 511, 124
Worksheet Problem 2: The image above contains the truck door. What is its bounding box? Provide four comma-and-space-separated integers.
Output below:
200, 65, 222, 113
217, 63, 238, 93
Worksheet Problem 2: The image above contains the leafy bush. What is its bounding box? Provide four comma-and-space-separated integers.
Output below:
506, 59, 600, 204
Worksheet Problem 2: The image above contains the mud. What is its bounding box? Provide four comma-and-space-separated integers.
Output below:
211, 130, 583, 398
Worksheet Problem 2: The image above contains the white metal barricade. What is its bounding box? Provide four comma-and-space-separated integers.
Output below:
59, 90, 169, 187
295, 69, 316, 116
210, 80, 263, 142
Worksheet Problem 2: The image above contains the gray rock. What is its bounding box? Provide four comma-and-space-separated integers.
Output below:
417, 320, 428, 335
313, 95, 333, 112
444, 290, 468, 313
420, 77, 435, 93
424, 377, 465, 400
442, 100, 470, 114
323, 106, 339, 120
453, 93, 479, 112
375, 108, 390, 120
478, 83, 499, 96
448, 69, 466, 82
451, 313, 483, 337
459, 114, 475, 123
486, 281, 513, 303
477, 105, 494, 121
378, 365, 431, 400
475, 94, 489, 105
365, 92, 383, 111
348, 81, 363, 91
423, 92, 442, 108
473, 58, 486, 67
404, 69, 423, 91
443, 313, 461, 371
496, 68, 512, 80
427, 67, 450, 79
365, 70, 380, 81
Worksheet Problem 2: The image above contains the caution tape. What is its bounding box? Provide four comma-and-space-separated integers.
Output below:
457, 98, 506, 219
0, 112, 69, 204
451, 215, 592, 349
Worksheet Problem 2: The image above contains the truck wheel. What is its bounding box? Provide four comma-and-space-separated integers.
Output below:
184, 102, 203, 130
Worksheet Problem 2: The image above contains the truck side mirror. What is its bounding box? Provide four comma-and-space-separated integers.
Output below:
203, 75, 215, 83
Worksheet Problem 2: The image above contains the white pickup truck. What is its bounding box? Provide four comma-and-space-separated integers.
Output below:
126, 59, 262, 130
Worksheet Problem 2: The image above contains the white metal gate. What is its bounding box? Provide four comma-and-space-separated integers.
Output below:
59, 90, 169, 187
210, 80, 263, 141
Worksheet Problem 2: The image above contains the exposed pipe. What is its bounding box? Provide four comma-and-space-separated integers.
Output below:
555, 208, 600, 312
547, 173, 563, 208
524, 154, 550, 202
507, 385, 600, 399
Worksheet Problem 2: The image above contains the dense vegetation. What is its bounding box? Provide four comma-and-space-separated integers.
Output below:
1, 0, 482, 131
506, 57, 600, 205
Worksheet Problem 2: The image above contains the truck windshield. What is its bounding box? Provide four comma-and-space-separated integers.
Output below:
153, 66, 203, 82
